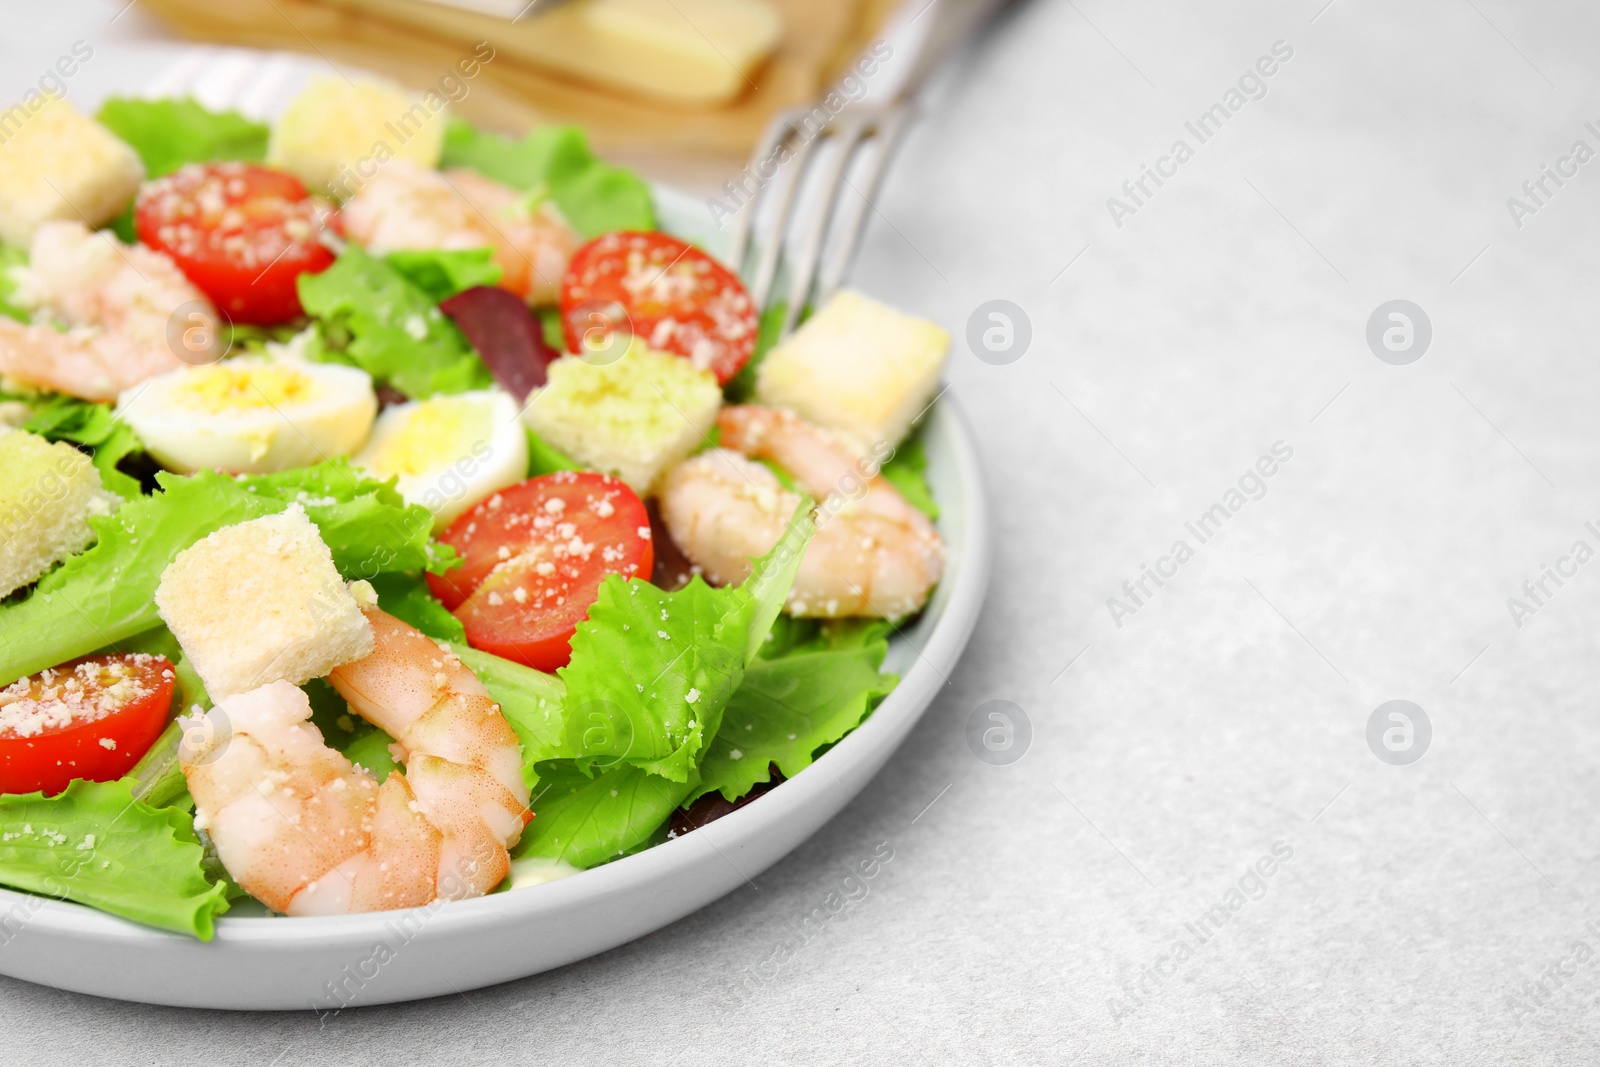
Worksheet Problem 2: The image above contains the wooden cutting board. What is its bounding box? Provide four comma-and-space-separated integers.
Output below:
138, 0, 902, 160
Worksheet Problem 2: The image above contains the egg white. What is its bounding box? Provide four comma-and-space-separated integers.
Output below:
117, 359, 377, 475
354, 388, 528, 531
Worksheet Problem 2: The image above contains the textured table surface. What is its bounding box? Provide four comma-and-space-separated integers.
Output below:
7, 1, 1600, 1063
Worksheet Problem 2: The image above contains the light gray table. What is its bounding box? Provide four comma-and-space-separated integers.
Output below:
6, 1, 1600, 1063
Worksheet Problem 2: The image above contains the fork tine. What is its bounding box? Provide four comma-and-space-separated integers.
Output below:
746, 127, 821, 310
815, 105, 912, 303
201, 50, 266, 112
778, 113, 871, 337
144, 47, 216, 99
725, 109, 801, 275
236, 53, 303, 118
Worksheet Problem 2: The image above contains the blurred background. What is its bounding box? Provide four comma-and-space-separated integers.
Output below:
76, 0, 991, 193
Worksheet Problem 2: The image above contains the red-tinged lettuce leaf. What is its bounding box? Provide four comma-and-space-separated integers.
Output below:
0, 779, 230, 939
440, 285, 558, 402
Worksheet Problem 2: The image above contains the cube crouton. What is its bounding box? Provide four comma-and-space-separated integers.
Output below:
0, 430, 113, 597
268, 75, 447, 198
0, 97, 144, 247
155, 505, 373, 700
523, 340, 722, 494
755, 289, 948, 456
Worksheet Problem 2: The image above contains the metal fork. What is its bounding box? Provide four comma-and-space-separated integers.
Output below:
722, 0, 1009, 338
724, 104, 914, 339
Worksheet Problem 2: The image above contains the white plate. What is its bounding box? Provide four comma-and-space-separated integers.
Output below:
0, 48, 991, 1009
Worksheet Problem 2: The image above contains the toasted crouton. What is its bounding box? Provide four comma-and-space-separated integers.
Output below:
268, 75, 447, 197
523, 340, 722, 494
0, 430, 113, 597
155, 505, 373, 700
0, 97, 144, 247
755, 289, 948, 457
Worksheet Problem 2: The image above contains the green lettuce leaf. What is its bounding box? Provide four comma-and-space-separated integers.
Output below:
724, 301, 786, 403
526, 427, 580, 476
880, 426, 938, 520
555, 504, 813, 782
298, 245, 493, 398
454, 644, 569, 792
238, 459, 453, 576
22, 395, 146, 500
384, 248, 503, 303
369, 572, 465, 644
537, 306, 564, 350
759, 616, 896, 659
0, 242, 28, 323
341, 728, 401, 784
439, 119, 654, 238
119, 625, 209, 712
0, 462, 447, 686
117, 626, 211, 809
0, 779, 230, 938
514, 762, 694, 867
694, 642, 897, 804
94, 97, 268, 179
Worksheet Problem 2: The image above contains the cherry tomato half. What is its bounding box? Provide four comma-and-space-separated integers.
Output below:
560, 231, 757, 385
135, 162, 336, 325
427, 472, 654, 671
0, 654, 176, 796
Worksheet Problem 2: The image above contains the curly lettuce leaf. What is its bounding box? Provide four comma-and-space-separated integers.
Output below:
22, 394, 146, 500
555, 504, 813, 782
439, 119, 654, 238
237, 459, 454, 576
514, 762, 694, 867
694, 642, 897, 804
95, 97, 268, 179
298, 245, 493, 398
0, 779, 230, 938
0, 462, 447, 686
557, 577, 746, 782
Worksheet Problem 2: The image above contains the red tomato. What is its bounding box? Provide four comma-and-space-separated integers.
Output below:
135, 162, 336, 325
560, 231, 757, 385
0, 654, 176, 796
427, 472, 655, 671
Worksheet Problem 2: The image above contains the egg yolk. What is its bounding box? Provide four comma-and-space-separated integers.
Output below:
368, 397, 486, 476
172, 365, 323, 413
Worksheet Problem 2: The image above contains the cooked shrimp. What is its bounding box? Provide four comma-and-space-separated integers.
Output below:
341, 162, 579, 305
659, 405, 944, 618
0, 220, 219, 401
181, 607, 530, 915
